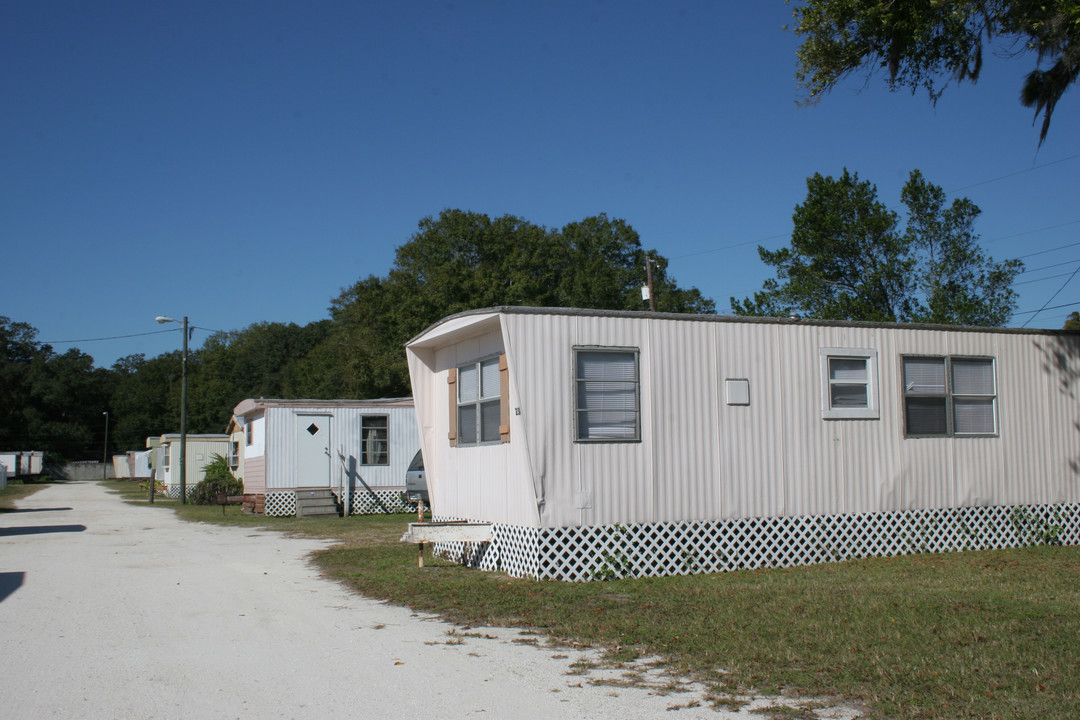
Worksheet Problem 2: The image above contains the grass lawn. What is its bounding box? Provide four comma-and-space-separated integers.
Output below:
104, 479, 1080, 720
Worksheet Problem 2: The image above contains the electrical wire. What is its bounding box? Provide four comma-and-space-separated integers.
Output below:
1020, 263, 1080, 327
948, 151, 1080, 193
1013, 301, 1080, 316
39, 328, 182, 344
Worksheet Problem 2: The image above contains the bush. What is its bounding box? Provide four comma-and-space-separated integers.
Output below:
189, 453, 242, 505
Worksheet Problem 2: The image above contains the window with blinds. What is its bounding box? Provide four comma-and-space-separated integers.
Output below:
360, 415, 389, 465
903, 356, 996, 436
819, 348, 879, 419
574, 348, 640, 442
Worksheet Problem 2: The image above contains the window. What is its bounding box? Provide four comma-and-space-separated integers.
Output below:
451, 355, 508, 446
229, 441, 239, 469
360, 415, 389, 465
244, 422, 253, 446
575, 348, 640, 442
819, 348, 879, 419
903, 356, 997, 436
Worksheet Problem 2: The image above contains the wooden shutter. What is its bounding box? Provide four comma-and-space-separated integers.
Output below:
498, 353, 510, 443
447, 367, 458, 447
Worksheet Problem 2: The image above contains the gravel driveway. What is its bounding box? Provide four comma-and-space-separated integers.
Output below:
0, 482, 860, 719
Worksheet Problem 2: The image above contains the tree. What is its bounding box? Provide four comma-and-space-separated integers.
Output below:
901, 170, 1022, 325
791, 1, 1080, 144
189, 320, 332, 431
318, 209, 715, 398
109, 353, 183, 450
732, 169, 1023, 326
1065, 311, 1080, 329
1, 317, 118, 460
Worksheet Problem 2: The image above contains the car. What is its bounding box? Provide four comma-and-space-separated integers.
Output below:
404, 449, 427, 504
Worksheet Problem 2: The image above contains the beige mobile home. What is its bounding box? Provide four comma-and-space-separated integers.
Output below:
232, 398, 420, 517
405, 306, 1080, 581
157, 434, 232, 499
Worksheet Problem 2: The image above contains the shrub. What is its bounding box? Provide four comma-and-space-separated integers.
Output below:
189, 453, 242, 505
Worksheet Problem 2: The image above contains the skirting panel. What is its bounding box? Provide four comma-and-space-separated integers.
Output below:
349, 488, 419, 515
432, 503, 1080, 582
263, 488, 420, 517
265, 491, 296, 517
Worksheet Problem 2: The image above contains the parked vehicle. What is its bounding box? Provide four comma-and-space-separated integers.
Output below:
404, 450, 427, 503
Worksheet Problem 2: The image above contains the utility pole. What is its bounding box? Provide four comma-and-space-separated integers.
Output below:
644, 255, 656, 312
180, 316, 188, 504
102, 412, 109, 482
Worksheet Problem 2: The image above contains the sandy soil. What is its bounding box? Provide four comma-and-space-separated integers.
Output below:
0, 481, 862, 719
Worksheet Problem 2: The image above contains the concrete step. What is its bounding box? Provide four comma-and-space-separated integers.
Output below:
295, 487, 340, 518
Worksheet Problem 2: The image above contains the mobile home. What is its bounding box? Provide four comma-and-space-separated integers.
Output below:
232, 398, 421, 517
112, 455, 131, 479
405, 307, 1080, 581
157, 434, 232, 498
0, 451, 43, 479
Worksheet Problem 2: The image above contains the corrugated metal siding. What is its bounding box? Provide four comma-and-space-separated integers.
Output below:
509, 311, 573, 527
409, 310, 1080, 530
570, 314, 653, 527
649, 316, 719, 523
427, 331, 541, 526
716, 322, 784, 520
264, 405, 419, 490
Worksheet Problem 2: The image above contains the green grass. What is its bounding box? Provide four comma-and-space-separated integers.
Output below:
105, 480, 1080, 720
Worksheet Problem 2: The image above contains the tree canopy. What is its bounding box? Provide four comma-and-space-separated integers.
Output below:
731, 169, 1023, 325
311, 209, 715, 398
4, 210, 712, 459
791, 0, 1080, 144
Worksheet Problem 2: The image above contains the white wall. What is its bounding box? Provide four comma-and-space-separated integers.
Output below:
409, 309, 1080, 530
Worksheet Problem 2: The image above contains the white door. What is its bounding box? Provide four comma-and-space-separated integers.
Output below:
295, 414, 332, 487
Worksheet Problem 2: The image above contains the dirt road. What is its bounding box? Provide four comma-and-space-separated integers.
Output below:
0, 482, 857, 719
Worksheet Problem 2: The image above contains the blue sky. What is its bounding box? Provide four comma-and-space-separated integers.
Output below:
3, 1, 1078, 368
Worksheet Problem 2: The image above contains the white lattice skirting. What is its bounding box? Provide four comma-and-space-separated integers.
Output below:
432, 503, 1080, 582
163, 485, 193, 499
263, 488, 419, 517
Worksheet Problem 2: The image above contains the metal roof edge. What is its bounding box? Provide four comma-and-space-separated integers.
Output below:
233, 397, 414, 415
406, 305, 1080, 339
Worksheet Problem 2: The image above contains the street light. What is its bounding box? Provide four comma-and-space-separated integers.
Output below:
156, 315, 189, 504
102, 411, 109, 482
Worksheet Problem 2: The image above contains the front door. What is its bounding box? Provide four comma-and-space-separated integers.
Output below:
295, 414, 331, 487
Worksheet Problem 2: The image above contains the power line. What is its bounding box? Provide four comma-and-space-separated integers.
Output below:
1020, 263, 1080, 327
986, 219, 1080, 247
668, 233, 788, 261
948, 151, 1080, 193
1015, 270, 1078, 287
40, 328, 181, 344
1019, 256, 1080, 275
1012, 239, 1080, 261
1014, 301, 1080, 316
41, 325, 226, 346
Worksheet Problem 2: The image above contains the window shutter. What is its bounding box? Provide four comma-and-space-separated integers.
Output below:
499, 353, 510, 443
447, 368, 457, 446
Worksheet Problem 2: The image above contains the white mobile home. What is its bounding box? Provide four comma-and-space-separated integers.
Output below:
0, 451, 43, 479
127, 450, 153, 480
405, 307, 1080, 581
0, 453, 16, 482
157, 434, 232, 498
232, 398, 421, 517
112, 455, 131, 479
